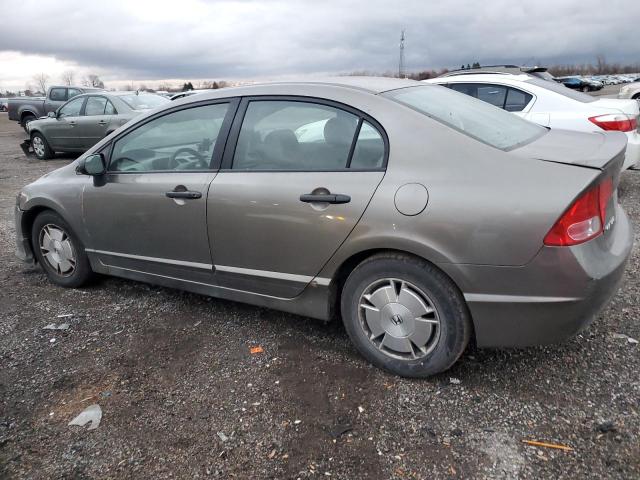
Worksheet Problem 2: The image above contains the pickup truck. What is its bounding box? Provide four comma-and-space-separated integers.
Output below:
8, 85, 103, 131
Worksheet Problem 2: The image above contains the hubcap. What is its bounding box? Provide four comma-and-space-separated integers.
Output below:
32, 136, 45, 157
39, 224, 76, 276
358, 278, 441, 360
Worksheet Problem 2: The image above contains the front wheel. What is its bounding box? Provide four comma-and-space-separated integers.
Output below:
31, 211, 94, 288
31, 132, 53, 160
340, 253, 472, 378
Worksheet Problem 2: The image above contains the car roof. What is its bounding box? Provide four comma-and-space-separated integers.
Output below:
429, 73, 533, 83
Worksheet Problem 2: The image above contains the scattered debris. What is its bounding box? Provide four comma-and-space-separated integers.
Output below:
56, 314, 74, 318
294, 419, 302, 425
250, 346, 264, 354
449, 377, 461, 385
596, 420, 617, 433
68, 404, 102, 431
268, 449, 277, 459
43, 323, 70, 330
522, 439, 573, 451
100, 391, 112, 398
217, 431, 229, 442
612, 333, 639, 344
357, 406, 364, 413
193, 321, 202, 327
49, 338, 56, 343
330, 423, 353, 439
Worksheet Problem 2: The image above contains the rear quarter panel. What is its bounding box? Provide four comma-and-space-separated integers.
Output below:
319, 104, 600, 278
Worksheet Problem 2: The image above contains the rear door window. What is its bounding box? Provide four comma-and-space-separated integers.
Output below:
350, 121, 385, 169
476, 85, 507, 108
232, 101, 360, 171
68, 88, 82, 99
504, 88, 533, 112
84, 96, 108, 116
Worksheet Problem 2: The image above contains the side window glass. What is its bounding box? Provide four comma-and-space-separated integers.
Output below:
84, 96, 108, 116
350, 121, 385, 169
233, 101, 359, 170
476, 85, 508, 108
505, 88, 533, 112
109, 103, 229, 172
68, 88, 82, 99
58, 97, 85, 117
49, 88, 67, 101
105, 100, 117, 115
449, 83, 478, 97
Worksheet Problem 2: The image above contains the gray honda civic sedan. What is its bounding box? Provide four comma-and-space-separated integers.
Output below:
14, 78, 634, 377
27, 91, 169, 160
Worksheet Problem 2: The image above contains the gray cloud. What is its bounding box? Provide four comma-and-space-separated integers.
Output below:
1, 0, 639, 83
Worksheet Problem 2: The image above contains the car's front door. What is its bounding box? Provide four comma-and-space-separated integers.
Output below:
208, 98, 387, 298
75, 95, 116, 148
45, 96, 86, 150
82, 100, 237, 282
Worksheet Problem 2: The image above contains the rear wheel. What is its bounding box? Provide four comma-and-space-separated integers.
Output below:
581, 86, 590, 92
340, 253, 472, 378
31, 211, 93, 288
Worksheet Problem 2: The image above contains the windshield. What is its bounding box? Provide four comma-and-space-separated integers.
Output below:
382, 85, 545, 150
120, 93, 170, 110
525, 77, 596, 103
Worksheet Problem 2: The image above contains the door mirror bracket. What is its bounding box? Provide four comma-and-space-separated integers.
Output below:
76, 153, 106, 176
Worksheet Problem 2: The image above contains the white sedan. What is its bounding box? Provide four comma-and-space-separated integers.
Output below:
425, 73, 640, 170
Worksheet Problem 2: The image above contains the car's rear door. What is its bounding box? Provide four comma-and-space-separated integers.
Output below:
82, 99, 238, 283
207, 97, 387, 298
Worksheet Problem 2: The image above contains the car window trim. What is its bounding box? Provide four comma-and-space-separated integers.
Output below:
446, 80, 537, 112
105, 97, 240, 174
220, 95, 389, 172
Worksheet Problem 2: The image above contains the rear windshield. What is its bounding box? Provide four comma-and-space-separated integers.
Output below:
382, 85, 545, 150
119, 93, 169, 110
525, 77, 596, 103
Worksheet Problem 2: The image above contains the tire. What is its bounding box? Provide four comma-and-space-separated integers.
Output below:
31, 132, 53, 160
340, 253, 472, 378
581, 86, 590, 92
31, 210, 94, 288
22, 114, 36, 132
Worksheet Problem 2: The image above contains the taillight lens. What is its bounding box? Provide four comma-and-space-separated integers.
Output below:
544, 177, 614, 246
588, 114, 637, 132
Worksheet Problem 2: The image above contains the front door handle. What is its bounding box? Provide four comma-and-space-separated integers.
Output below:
166, 185, 202, 199
98, 120, 107, 126
69, 121, 76, 126
300, 193, 351, 204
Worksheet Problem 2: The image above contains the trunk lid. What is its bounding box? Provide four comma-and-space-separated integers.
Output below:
513, 128, 627, 171
592, 98, 640, 117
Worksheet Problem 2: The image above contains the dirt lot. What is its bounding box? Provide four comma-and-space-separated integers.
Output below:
0, 112, 638, 479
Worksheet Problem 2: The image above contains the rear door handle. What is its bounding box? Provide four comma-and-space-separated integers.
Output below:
166, 185, 202, 199
300, 193, 351, 204
69, 121, 76, 126
98, 120, 107, 126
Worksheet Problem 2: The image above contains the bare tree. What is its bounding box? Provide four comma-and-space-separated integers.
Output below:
60, 70, 75, 86
82, 74, 105, 88
32, 73, 50, 94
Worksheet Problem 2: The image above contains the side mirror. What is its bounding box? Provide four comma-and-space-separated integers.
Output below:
76, 153, 106, 176
47, 111, 56, 119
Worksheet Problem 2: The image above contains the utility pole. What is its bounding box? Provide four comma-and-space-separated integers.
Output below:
398, 29, 405, 78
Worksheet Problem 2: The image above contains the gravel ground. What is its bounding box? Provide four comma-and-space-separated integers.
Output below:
0, 112, 638, 479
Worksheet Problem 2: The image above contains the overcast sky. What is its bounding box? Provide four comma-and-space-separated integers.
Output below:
1, 0, 639, 91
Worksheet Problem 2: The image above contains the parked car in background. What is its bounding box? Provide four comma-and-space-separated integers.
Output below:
170, 89, 215, 101
8, 86, 103, 131
556, 76, 603, 92
0, 98, 8, 111
426, 72, 640, 169
14, 78, 633, 377
619, 81, 640, 101
27, 91, 169, 159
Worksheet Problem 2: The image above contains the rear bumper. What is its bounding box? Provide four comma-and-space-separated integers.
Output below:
14, 204, 35, 264
624, 131, 640, 170
440, 205, 634, 348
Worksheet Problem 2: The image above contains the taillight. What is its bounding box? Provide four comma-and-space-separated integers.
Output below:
588, 114, 637, 132
544, 177, 614, 246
